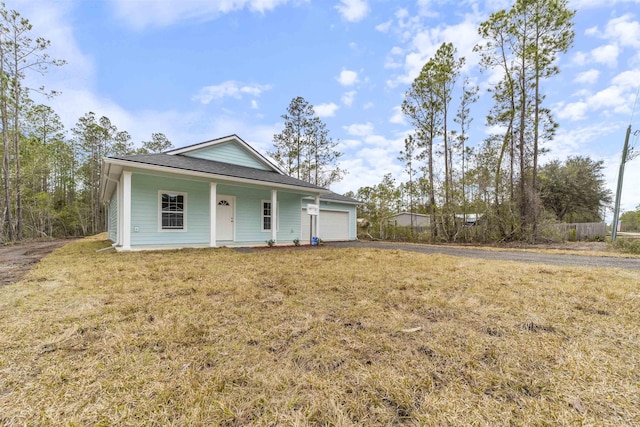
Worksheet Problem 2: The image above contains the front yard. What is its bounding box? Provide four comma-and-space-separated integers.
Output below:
0, 235, 638, 425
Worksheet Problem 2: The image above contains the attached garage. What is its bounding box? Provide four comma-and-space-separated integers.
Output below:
301, 207, 352, 242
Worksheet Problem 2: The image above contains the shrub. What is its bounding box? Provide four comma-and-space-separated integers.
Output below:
610, 238, 640, 254
266, 239, 275, 247
293, 238, 300, 246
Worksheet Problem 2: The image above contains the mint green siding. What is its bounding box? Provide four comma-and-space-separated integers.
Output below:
108, 192, 118, 242
130, 172, 210, 247
216, 184, 303, 243
183, 142, 269, 170
125, 170, 318, 248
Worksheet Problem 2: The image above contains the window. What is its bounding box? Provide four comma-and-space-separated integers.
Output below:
159, 191, 186, 231
262, 201, 272, 231
262, 200, 280, 231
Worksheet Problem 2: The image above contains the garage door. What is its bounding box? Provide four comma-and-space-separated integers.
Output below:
301, 209, 350, 242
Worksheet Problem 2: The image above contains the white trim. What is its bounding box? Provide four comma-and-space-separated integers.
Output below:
271, 190, 277, 243
157, 190, 188, 232
209, 182, 217, 247
261, 199, 280, 234
117, 174, 123, 246
302, 207, 352, 242
122, 171, 132, 251
315, 194, 320, 239
302, 195, 361, 205
216, 195, 236, 241
102, 158, 330, 195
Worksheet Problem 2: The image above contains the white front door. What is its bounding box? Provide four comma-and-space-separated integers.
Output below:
216, 195, 235, 241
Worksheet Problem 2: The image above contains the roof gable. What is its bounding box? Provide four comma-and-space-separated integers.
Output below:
165, 134, 282, 173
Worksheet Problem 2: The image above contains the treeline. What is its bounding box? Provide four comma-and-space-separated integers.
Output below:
0, 5, 171, 242
350, 0, 611, 243
4, 106, 172, 241
620, 206, 640, 232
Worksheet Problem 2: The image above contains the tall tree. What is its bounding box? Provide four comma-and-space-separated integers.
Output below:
0, 5, 64, 241
270, 96, 314, 179
271, 96, 344, 187
398, 134, 418, 232
432, 42, 464, 221
307, 117, 344, 187
619, 205, 640, 232
476, 0, 575, 241
538, 156, 612, 223
73, 113, 129, 234
138, 133, 173, 154
402, 57, 442, 238
453, 78, 479, 228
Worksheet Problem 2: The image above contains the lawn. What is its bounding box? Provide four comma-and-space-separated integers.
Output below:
1, 235, 638, 426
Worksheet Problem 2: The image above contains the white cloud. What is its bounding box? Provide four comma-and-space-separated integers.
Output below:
384, 46, 405, 69
556, 101, 589, 121
335, 0, 370, 23
315, 102, 339, 117
590, 44, 620, 66
585, 25, 599, 36
574, 69, 600, 84
416, 0, 440, 18
251, 99, 259, 109
338, 138, 362, 150
611, 68, 640, 86
375, 20, 392, 33
385, 10, 483, 87
572, 0, 640, 8
604, 14, 640, 49
341, 90, 356, 106
555, 68, 640, 122
337, 69, 359, 86
389, 105, 406, 125
344, 122, 374, 136
572, 51, 588, 66
193, 81, 272, 104
109, 0, 292, 30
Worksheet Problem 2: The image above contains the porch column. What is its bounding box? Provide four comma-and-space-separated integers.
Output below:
209, 182, 217, 247
315, 194, 320, 239
116, 179, 122, 246
271, 189, 278, 243
122, 170, 132, 251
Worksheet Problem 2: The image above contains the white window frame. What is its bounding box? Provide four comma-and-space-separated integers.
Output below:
158, 190, 188, 232
261, 200, 279, 232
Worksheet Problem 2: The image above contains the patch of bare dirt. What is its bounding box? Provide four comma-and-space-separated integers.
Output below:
0, 240, 74, 286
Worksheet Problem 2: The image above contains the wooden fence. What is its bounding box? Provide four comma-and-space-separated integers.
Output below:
555, 222, 606, 241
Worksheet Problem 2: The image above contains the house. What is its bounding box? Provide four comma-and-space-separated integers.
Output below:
389, 212, 430, 227
100, 134, 359, 251
455, 213, 483, 227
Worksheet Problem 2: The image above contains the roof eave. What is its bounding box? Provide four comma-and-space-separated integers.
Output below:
102, 157, 330, 194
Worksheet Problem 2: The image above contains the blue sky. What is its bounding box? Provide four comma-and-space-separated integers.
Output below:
10, 0, 640, 219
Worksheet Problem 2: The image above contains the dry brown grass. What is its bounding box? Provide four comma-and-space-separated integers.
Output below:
1, 235, 639, 426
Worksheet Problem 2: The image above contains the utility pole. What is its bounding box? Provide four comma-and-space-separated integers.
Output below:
611, 125, 631, 242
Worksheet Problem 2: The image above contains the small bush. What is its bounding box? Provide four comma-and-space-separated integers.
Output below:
610, 238, 640, 254
293, 238, 300, 246
266, 239, 275, 247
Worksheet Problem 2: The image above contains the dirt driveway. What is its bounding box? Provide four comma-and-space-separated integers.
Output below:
0, 240, 73, 286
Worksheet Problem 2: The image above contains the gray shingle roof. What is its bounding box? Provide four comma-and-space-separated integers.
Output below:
109, 153, 360, 203
110, 153, 325, 190
320, 192, 360, 204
